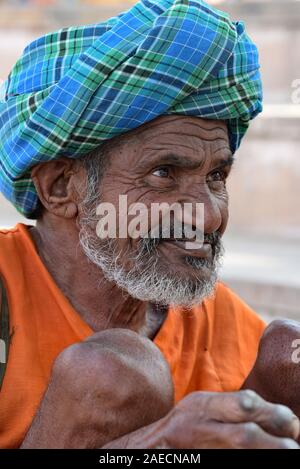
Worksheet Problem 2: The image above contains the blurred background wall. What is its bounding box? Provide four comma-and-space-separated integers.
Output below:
0, 0, 299, 320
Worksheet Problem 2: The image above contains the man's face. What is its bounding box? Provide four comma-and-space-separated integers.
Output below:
79, 116, 233, 306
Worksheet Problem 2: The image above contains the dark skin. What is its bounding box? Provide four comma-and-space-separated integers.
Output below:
29, 115, 231, 332
21, 116, 300, 448
243, 319, 300, 444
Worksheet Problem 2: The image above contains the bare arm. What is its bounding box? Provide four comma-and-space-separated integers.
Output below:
21, 325, 300, 449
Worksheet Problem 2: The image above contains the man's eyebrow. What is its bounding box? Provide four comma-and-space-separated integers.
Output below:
137, 152, 235, 171
156, 153, 203, 168
212, 154, 235, 169
138, 153, 204, 170
157, 153, 236, 169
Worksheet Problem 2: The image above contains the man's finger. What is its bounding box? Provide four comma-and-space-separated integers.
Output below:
205, 390, 300, 440
220, 422, 300, 449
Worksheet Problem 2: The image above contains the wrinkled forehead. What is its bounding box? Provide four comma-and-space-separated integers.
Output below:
103, 116, 232, 175
130, 115, 229, 144
119, 116, 230, 160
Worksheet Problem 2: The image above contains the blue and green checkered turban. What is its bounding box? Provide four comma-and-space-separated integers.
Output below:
0, 0, 262, 217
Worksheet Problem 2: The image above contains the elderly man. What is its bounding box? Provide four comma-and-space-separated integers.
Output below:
0, 0, 299, 450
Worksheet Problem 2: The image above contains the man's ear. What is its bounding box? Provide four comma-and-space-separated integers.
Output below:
31, 157, 82, 219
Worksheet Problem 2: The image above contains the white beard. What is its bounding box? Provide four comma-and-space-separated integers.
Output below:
79, 227, 223, 307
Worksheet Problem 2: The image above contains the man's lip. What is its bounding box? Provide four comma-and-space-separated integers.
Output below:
162, 239, 212, 258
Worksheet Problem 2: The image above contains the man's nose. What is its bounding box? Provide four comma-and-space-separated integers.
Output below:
179, 187, 223, 235
203, 194, 223, 234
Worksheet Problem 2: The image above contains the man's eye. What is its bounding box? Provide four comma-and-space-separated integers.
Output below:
207, 170, 226, 183
152, 167, 170, 178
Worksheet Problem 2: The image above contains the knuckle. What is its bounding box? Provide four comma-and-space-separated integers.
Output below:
279, 438, 300, 450
238, 422, 260, 447
272, 404, 295, 427
238, 390, 260, 412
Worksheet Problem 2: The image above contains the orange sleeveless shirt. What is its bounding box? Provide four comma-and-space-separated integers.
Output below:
0, 224, 265, 448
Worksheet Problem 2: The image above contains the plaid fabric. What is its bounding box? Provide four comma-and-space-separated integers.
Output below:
0, 0, 262, 217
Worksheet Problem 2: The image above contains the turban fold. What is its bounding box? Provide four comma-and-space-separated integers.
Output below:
0, 0, 262, 217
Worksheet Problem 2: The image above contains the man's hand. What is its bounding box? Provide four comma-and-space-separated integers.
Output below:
105, 390, 300, 449
21, 329, 174, 448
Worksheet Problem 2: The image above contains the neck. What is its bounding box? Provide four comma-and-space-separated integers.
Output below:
30, 215, 151, 333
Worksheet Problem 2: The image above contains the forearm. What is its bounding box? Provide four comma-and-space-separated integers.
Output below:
21, 384, 170, 449
22, 405, 167, 449
102, 418, 167, 449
